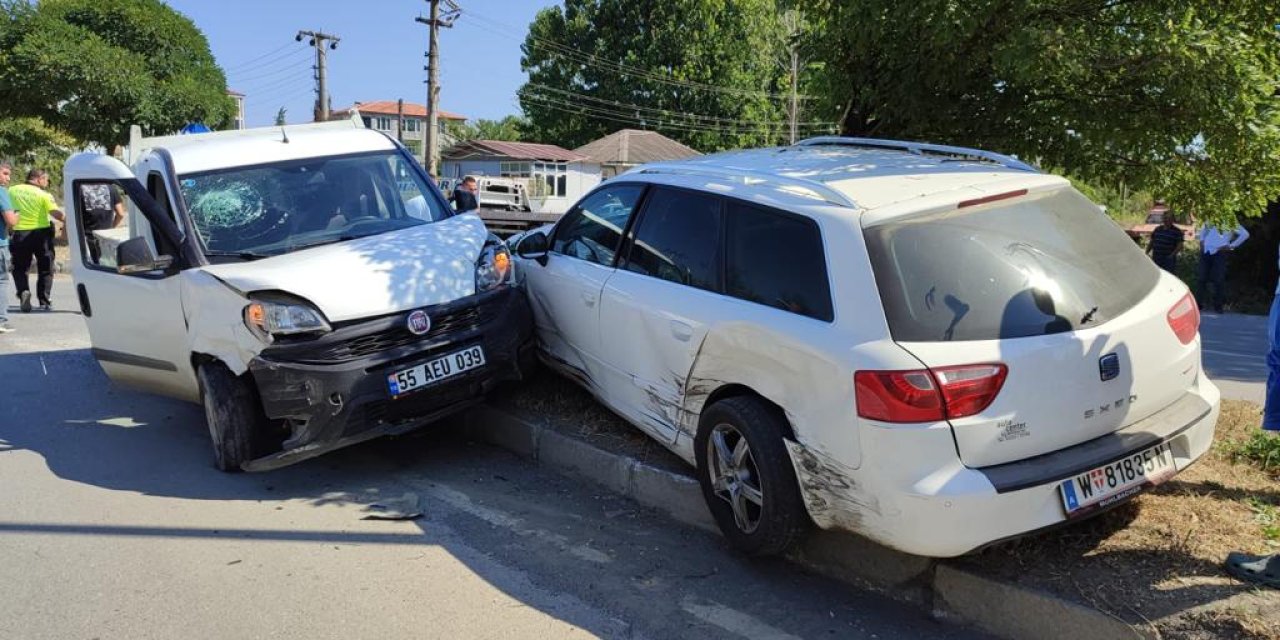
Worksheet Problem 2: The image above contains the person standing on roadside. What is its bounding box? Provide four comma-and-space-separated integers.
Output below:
1195, 220, 1249, 314
8, 168, 64, 312
0, 162, 16, 333
1146, 211, 1184, 273
450, 176, 480, 213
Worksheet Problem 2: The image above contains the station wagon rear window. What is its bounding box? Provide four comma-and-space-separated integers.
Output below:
863, 188, 1159, 342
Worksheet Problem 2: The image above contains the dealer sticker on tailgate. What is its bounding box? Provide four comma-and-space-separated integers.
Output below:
387, 345, 486, 398
1059, 442, 1176, 517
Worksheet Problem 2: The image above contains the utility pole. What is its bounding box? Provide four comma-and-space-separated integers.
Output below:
296, 29, 341, 122
415, 0, 460, 175
781, 10, 804, 145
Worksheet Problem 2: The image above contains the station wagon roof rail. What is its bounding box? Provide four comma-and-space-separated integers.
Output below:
633, 163, 857, 208
795, 136, 1040, 174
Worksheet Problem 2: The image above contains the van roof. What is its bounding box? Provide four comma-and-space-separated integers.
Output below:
632, 137, 1067, 213
129, 115, 398, 175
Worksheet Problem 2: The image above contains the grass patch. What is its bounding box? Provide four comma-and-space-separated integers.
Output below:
1226, 431, 1280, 474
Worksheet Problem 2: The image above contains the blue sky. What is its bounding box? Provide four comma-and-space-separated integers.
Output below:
164, 0, 559, 127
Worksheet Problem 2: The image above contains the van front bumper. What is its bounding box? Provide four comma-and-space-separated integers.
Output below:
242, 286, 533, 471
789, 378, 1220, 558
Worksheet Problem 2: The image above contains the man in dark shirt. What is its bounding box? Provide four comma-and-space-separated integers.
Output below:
1146, 212, 1183, 273
449, 176, 479, 213
79, 183, 125, 264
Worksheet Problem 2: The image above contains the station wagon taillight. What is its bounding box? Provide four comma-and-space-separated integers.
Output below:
855, 364, 1008, 423
1167, 293, 1199, 345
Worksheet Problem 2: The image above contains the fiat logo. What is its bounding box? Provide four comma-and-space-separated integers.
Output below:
406, 310, 432, 335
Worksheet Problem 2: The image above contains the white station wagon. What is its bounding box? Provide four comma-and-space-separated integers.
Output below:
511, 137, 1220, 557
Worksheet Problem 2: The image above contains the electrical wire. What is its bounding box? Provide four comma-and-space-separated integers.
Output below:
517, 94, 837, 138
521, 83, 836, 128
461, 8, 814, 102
232, 57, 314, 88
222, 42, 294, 70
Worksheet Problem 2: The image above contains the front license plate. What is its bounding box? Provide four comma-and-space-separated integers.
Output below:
1058, 442, 1176, 517
387, 345, 486, 398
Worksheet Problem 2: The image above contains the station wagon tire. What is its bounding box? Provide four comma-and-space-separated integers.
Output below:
695, 397, 809, 556
197, 361, 270, 473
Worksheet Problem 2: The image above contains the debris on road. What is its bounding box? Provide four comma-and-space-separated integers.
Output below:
361, 492, 424, 521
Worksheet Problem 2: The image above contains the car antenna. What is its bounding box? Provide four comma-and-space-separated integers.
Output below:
280, 127, 290, 144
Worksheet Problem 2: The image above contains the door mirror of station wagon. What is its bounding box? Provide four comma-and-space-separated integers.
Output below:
515, 230, 549, 264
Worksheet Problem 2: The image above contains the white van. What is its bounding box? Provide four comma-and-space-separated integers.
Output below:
512, 137, 1219, 557
63, 117, 534, 471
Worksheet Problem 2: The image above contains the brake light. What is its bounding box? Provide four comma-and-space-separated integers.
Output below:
1167, 293, 1199, 345
957, 189, 1027, 209
855, 364, 1008, 423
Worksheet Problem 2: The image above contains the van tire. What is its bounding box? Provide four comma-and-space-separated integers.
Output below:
197, 361, 268, 473
695, 396, 809, 556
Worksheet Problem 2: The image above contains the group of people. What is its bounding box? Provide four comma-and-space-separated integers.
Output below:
0, 164, 64, 333
1143, 209, 1249, 314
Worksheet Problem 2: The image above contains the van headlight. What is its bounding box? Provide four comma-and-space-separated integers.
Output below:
244, 300, 331, 342
475, 244, 513, 293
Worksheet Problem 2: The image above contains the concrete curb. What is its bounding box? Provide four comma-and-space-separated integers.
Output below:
465, 404, 1153, 640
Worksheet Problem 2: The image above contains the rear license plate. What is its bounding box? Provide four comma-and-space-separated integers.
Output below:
387, 345, 486, 398
1058, 442, 1176, 517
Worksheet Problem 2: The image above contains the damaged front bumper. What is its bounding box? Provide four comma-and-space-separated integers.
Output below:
243, 286, 534, 471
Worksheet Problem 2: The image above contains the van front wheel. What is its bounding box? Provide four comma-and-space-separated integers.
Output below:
695, 397, 809, 556
197, 361, 269, 472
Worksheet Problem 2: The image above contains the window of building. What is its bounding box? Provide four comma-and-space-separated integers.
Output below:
532, 162, 568, 198
403, 118, 421, 133
500, 161, 531, 178
373, 116, 392, 130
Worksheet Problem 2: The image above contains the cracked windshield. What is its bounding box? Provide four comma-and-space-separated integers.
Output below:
179, 151, 448, 259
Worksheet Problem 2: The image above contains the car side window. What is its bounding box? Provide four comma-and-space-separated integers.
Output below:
73, 180, 169, 274
551, 184, 645, 267
725, 202, 834, 322
622, 187, 721, 292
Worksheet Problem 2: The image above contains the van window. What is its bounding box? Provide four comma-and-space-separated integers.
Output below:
725, 202, 833, 321
623, 187, 721, 291
178, 150, 448, 260
551, 184, 644, 267
863, 188, 1160, 342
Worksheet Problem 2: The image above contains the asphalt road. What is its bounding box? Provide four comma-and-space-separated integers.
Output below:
0, 278, 981, 639
1198, 310, 1269, 404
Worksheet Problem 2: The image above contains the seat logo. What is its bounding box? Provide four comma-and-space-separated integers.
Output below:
406, 310, 432, 335
1099, 353, 1120, 382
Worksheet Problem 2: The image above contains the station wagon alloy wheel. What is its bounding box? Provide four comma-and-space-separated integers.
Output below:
708, 423, 764, 534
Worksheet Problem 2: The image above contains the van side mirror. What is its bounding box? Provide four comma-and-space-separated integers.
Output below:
117, 236, 174, 274
515, 230, 549, 265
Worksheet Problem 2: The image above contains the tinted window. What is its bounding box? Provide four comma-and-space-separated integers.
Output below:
552, 185, 644, 266
863, 188, 1160, 342
624, 188, 721, 291
725, 203, 833, 321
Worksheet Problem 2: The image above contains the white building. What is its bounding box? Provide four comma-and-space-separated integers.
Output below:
441, 140, 601, 215
227, 90, 245, 130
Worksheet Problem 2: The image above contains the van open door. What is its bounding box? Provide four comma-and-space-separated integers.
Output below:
62, 153, 198, 401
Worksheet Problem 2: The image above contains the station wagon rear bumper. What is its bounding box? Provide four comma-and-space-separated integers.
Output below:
789, 376, 1220, 557
241, 286, 534, 471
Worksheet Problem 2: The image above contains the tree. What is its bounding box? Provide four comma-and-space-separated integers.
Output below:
275, 107, 287, 126
0, 0, 235, 148
447, 115, 528, 142
518, 0, 797, 151
802, 1, 1280, 225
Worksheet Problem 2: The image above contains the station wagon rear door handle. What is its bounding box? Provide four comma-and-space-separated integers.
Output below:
670, 320, 693, 341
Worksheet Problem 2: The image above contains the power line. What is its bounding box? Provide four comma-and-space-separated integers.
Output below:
245, 75, 316, 104
226, 47, 311, 77
232, 56, 313, 88
461, 8, 815, 102
520, 83, 837, 128
517, 93, 835, 138
222, 42, 294, 71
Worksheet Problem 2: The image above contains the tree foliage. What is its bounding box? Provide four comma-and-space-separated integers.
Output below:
802, 1, 1280, 224
447, 115, 528, 142
518, 0, 795, 151
0, 0, 234, 148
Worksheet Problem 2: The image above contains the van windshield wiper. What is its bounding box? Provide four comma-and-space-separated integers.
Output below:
204, 250, 272, 261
